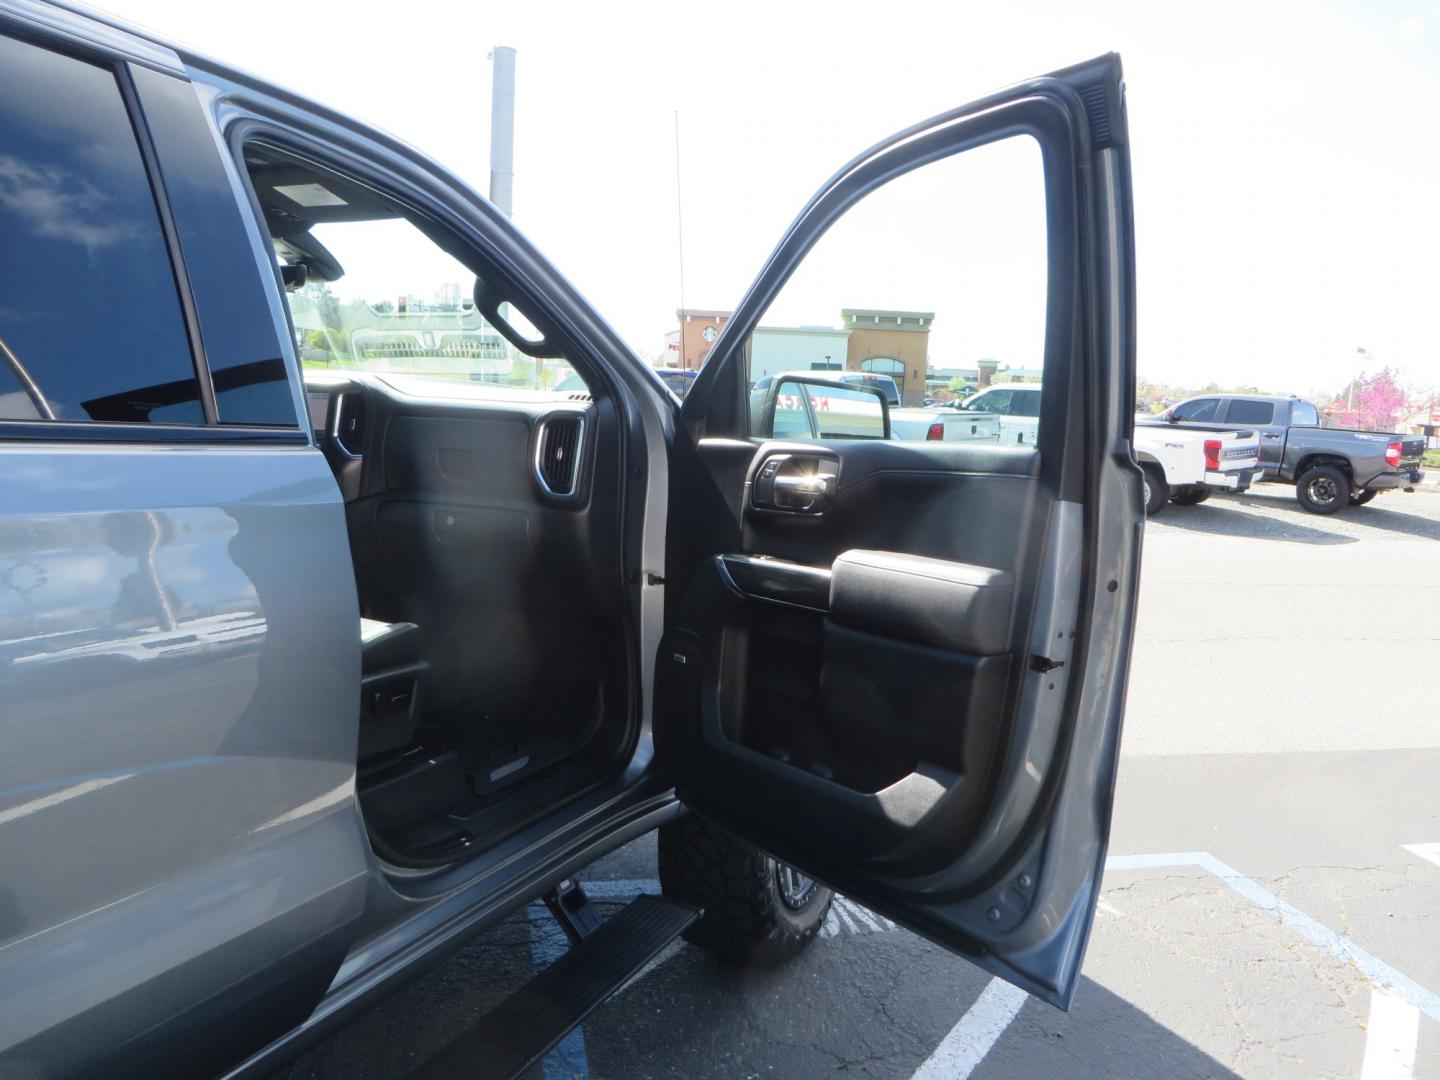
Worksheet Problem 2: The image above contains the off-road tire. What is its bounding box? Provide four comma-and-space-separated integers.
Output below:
658, 814, 833, 967
1296, 464, 1350, 515
1141, 464, 1168, 516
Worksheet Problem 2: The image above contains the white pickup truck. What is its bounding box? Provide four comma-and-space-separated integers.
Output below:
937, 383, 1263, 514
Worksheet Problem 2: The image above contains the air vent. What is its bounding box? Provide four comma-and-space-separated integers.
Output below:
535, 413, 584, 497
567, 392, 593, 402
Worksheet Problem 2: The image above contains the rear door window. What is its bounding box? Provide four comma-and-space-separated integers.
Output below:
132, 68, 297, 426
0, 34, 203, 424
1010, 388, 1042, 417
969, 389, 1014, 414
1172, 397, 1220, 423
1291, 401, 1319, 426
1224, 399, 1274, 425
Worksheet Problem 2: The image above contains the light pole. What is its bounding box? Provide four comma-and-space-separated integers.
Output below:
1350, 346, 1369, 411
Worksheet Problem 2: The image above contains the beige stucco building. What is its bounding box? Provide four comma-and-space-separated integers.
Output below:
840, 309, 934, 407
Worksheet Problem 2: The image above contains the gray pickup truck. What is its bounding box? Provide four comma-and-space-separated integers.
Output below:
0, 11, 1143, 1079
1146, 394, 1426, 514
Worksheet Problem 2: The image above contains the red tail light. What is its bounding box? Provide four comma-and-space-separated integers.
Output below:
1386, 440, 1402, 468
1204, 439, 1221, 470
926, 422, 945, 441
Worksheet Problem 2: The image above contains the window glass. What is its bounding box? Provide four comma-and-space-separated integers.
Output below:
133, 68, 296, 426
1011, 389, 1042, 417
1172, 397, 1220, 423
859, 357, 904, 375
1291, 401, 1319, 426
250, 158, 585, 394
1225, 399, 1274, 425
745, 136, 1045, 443
966, 389, 1014, 414
0, 34, 202, 424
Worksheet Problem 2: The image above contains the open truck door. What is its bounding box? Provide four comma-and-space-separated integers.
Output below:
655, 55, 1139, 1006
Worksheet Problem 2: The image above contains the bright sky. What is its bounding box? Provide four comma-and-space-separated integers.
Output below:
100, 0, 1440, 398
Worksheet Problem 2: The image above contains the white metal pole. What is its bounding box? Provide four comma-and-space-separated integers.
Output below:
489, 47, 516, 218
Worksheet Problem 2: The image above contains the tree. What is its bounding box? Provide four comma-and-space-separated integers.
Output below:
1332, 368, 1408, 431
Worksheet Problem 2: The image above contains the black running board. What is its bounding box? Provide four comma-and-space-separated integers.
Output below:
407, 894, 699, 1080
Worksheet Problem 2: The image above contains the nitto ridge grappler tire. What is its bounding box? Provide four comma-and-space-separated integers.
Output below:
1296, 464, 1350, 515
659, 814, 833, 967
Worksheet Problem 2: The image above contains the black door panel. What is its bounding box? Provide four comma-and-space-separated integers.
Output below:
659, 438, 1039, 878
742, 441, 1042, 572
305, 373, 635, 860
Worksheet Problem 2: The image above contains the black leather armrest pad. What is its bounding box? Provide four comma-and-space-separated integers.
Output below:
360, 618, 421, 672
828, 550, 1013, 655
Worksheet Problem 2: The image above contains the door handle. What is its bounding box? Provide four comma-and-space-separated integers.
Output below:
771, 473, 831, 512
1262, 432, 1280, 439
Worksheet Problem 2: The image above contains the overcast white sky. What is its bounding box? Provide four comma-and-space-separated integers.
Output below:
101, 0, 1440, 397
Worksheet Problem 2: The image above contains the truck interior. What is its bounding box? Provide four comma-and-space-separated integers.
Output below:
243, 143, 639, 867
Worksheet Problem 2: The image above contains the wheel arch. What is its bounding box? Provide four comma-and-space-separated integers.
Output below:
1295, 453, 1353, 481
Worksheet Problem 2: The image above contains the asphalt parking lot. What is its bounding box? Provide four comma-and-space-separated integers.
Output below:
292, 484, 1440, 1080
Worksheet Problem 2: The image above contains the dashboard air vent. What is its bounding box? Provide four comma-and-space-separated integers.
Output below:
536, 414, 584, 497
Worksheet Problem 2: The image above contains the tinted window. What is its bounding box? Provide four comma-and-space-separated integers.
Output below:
968, 389, 1014, 414
0, 35, 202, 424
1172, 397, 1220, 423
1291, 401, 1319, 426
133, 68, 296, 426
1011, 389, 1042, 417
1226, 399, 1274, 424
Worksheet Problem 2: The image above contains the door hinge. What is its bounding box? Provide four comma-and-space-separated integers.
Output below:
646, 573, 666, 586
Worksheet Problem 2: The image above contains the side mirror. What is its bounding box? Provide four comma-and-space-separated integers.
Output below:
754, 376, 891, 440
1159, 408, 1174, 422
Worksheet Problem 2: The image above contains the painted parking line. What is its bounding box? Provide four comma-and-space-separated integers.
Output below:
822, 895, 895, 937
1360, 986, 1420, 1080
1106, 851, 1440, 1025
549, 857, 1440, 1080
1401, 842, 1440, 870
911, 977, 1028, 1080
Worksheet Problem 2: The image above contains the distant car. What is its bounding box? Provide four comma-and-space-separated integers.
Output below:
656, 369, 699, 399
1147, 394, 1427, 513
837, 371, 901, 406
1131, 425, 1263, 515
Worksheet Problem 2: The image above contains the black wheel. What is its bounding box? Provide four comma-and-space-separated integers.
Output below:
1141, 464, 1168, 516
658, 814, 833, 967
1295, 464, 1350, 515
1170, 487, 1210, 506
1349, 488, 1379, 506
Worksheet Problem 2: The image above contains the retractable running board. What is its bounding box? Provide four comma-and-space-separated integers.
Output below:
406, 893, 699, 1080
